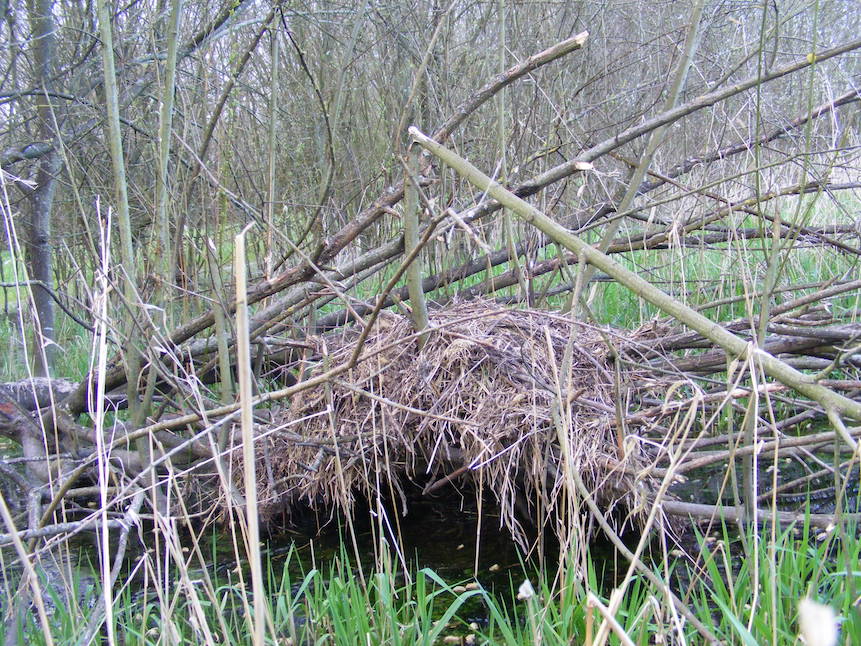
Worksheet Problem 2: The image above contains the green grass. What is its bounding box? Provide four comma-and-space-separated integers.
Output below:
684, 519, 860, 645
3, 521, 858, 645
0, 314, 91, 382
587, 237, 860, 328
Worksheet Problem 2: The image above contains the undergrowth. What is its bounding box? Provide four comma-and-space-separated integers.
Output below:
2, 520, 857, 645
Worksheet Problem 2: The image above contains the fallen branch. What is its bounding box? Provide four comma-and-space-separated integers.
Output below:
661, 500, 858, 529
410, 126, 861, 440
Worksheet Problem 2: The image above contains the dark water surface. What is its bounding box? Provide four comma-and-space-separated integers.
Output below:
219, 492, 619, 590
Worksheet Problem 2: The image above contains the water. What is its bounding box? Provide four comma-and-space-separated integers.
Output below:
218, 493, 571, 589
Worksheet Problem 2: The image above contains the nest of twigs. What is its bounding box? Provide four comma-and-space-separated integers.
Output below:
242, 299, 660, 545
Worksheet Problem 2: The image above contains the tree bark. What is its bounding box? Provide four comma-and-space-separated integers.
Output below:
27, 0, 60, 377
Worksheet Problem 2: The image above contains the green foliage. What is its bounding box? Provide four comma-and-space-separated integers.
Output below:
685, 520, 860, 645
4, 523, 857, 645
107, 551, 485, 645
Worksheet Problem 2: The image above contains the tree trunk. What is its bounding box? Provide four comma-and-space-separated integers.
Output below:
27, 0, 60, 377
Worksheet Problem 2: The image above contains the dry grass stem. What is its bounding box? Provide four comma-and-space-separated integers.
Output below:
237, 299, 659, 546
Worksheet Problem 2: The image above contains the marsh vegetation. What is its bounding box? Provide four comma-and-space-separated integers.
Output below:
0, 0, 859, 643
